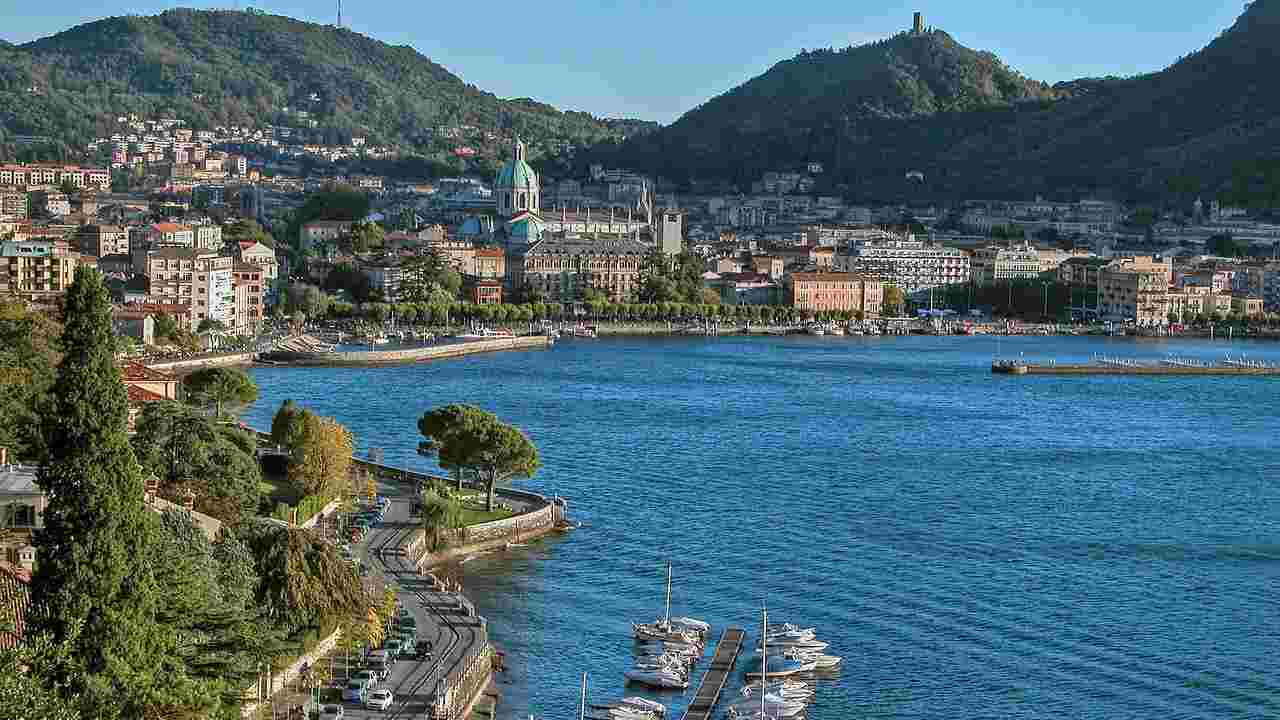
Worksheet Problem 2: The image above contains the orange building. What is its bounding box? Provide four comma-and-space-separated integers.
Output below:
788, 272, 884, 316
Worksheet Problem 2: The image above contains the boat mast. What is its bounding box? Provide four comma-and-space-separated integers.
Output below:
579, 672, 587, 720
761, 606, 768, 717
664, 562, 673, 627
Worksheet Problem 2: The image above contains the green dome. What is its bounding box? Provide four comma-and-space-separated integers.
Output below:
496, 157, 537, 190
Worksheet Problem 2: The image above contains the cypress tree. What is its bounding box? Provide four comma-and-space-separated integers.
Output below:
29, 267, 170, 716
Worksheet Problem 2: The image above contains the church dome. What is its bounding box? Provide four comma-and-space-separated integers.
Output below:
495, 157, 537, 190
495, 138, 538, 191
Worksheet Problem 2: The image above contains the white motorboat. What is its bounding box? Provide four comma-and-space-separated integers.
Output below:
806, 325, 826, 336
728, 694, 807, 717
593, 697, 667, 717
633, 653, 693, 670
635, 639, 701, 656
755, 638, 827, 652
741, 680, 811, 698
624, 667, 688, 689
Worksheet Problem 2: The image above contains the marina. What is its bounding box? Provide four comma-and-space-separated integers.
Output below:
679, 628, 746, 720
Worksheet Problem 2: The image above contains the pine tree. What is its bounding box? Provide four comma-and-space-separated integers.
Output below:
28, 267, 172, 717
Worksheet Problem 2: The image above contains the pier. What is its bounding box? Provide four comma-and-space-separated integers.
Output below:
993, 360, 1280, 377
681, 627, 746, 720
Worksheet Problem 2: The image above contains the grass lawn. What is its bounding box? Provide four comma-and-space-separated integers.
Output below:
458, 504, 517, 526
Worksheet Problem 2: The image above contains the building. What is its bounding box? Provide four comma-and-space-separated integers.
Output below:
0, 239, 79, 301
840, 239, 969, 294
707, 272, 780, 306
788, 272, 884, 316
473, 247, 506, 280
143, 248, 235, 330
467, 278, 503, 305
970, 244, 1043, 285
655, 210, 684, 255
361, 259, 406, 302
494, 138, 539, 220
232, 262, 266, 334
76, 224, 129, 257
751, 255, 785, 280
0, 458, 44, 535
0, 188, 27, 219
148, 222, 195, 248
29, 190, 70, 217
299, 220, 354, 250
522, 234, 649, 302
1097, 256, 1173, 325
113, 310, 156, 346
0, 164, 110, 192
193, 224, 222, 251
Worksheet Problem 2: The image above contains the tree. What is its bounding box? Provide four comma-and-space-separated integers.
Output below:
288, 412, 354, 498
0, 627, 84, 720
197, 318, 227, 334
183, 366, 260, 417
0, 296, 60, 460
347, 222, 385, 253
883, 285, 907, 317
418, 405, 540, 512
246, 526, 365, 629
285, 283, 329, 320
420, 488, 464, 552
225, 218, 276, 248
28, 267, 179, 717
271, 399, 308, 452
132, 402, 263, 525
1205, 233, 1246, 258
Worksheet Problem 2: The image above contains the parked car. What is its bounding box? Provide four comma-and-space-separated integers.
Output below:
383, 639, 402, 658
319, 704, 345, 718
365, 689, 394, 711
342, 680, 369, 703
352, 670, 378, 687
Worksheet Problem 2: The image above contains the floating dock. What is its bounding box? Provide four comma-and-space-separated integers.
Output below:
993, 361, 1280, 377
681, 628, 746, 720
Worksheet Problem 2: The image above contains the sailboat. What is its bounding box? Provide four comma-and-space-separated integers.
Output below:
632, 563, 707, 644
736, 608, 793, 719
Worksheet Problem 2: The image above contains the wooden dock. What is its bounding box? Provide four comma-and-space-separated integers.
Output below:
681, 628, 746, 720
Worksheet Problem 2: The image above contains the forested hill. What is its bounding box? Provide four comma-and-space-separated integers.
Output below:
597, 1, 1280, 204
0, 9, 655, 159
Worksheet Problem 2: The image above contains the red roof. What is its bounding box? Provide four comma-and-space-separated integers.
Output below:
126, 385, 169, 404
0, 561, 31, 650
120, 361, 176, 382
151, 222, 190, 234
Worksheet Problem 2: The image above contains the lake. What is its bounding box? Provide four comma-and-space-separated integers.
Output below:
244, 334, 1280, 720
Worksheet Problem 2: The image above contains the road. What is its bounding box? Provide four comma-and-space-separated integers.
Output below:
338, 474, 487, 720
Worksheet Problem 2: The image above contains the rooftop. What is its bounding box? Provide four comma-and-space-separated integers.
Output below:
120, 361, 176, 382
0, 465, 39, 496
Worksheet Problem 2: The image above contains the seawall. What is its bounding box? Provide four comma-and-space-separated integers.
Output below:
259, 336, 550, 365
146, 351, 258, 372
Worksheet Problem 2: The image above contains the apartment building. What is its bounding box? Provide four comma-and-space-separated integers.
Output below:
0, 188, 27, 219
143, 248, 235, 330
299, 220, 354, 250
148, 222, 195, 248
76, 224, 129, 258
840, 239, 969, 294
0, 239, 79, 301
788, 272, 884, 317
232, 262, 266, 334
193, 224, 222, 251
970, 244, 1043, 285
0, 164, 110, 192
1097, 256, 1173, 325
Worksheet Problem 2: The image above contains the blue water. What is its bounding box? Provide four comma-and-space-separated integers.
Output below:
244, 335, 1280, 720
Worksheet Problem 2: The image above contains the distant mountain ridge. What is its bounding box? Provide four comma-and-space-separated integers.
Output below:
0, 9, 656, 161
599, 1, 1280, 203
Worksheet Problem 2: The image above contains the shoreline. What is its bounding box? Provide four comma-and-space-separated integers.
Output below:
258, 335, 551, 366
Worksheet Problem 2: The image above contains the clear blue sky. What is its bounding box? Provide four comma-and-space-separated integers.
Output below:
0, 1, 1248, 123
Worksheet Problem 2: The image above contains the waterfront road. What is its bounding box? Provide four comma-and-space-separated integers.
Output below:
342, 475, 486, 720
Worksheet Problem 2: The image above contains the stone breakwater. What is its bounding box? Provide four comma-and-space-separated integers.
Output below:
259, 336, 551, 365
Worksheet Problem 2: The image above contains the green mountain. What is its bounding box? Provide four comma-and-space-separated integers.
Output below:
0, 9, 655, 162
601, 1, 1280, 204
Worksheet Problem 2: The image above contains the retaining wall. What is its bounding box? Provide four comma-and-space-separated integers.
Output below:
240, 626, 343, 718
146, 351, 258, 372
260, 336, 550, 365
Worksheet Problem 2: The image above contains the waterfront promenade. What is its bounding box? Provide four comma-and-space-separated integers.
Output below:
259, 335, 550, 365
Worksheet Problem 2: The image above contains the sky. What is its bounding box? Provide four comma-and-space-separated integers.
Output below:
0, 1, 1249, 123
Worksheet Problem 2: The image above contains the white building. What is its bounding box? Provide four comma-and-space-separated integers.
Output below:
839, 239, 970, 293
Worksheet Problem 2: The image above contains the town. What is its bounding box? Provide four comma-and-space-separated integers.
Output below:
3, 4, 1280, 720
4, 113, 1280, 348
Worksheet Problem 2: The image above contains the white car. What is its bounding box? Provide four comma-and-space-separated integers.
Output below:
365, 689, 394, 710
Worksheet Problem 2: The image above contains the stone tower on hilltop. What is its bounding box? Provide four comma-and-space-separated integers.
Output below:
913, 12, 925, 34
